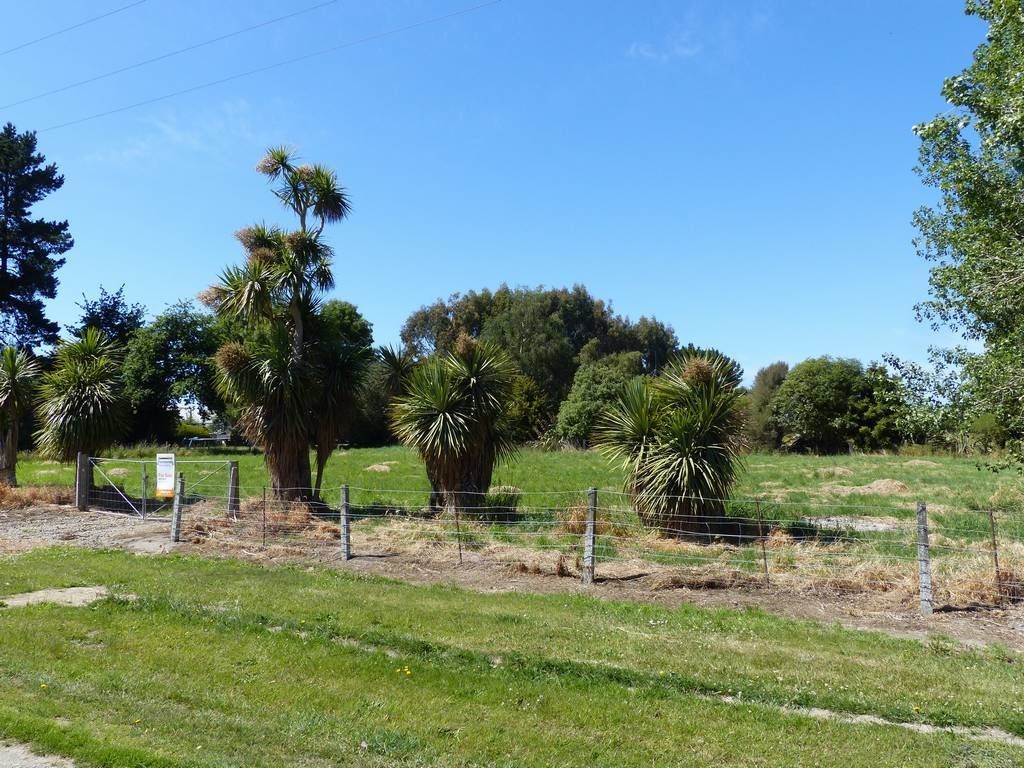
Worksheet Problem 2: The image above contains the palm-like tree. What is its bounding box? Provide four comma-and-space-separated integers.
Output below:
594, 351, 746, 538
378, 345, 417, 397
391, 337, 517, 512
0, 347, 40, 486
210, 148, 363, 500
35, 329, 127, 462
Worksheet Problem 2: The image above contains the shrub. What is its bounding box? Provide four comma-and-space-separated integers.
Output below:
553, 353, 643, 447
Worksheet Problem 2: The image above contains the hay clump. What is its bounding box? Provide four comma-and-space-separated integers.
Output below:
823, 479, 909, 496
559, 504, 607, 535
815, 467, 854, 478
0, 485, 74, 510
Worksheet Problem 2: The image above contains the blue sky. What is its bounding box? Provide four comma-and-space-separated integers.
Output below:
2, 0, 981, 379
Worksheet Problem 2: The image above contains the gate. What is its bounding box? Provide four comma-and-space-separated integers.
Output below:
82, 455, 239, 518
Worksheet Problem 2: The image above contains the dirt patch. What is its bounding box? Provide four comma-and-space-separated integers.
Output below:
0, 742, 75, 767
823, 479, 910, 496
904, 460, 941, 468
804, 516, 903, 533
1, 585, 109, 608
0, 505, 172, 554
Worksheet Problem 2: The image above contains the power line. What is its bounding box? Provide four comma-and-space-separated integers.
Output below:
1, 0, 150, 58
2, 0, 340, 110
40, 0, 502, 133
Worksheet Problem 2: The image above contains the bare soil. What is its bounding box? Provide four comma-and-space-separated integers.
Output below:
1, 504, 1022, 653
0, 742, 74, 767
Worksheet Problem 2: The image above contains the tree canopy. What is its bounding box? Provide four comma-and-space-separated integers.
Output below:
0, 123, 73, 348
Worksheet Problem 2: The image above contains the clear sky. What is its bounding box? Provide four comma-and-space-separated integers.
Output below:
2, 0, 981, 379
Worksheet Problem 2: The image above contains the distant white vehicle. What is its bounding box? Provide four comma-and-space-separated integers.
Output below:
183, 435, 230, 449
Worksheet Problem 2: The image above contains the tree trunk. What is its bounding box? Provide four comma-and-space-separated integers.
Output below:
0, 420, 18, 487
266, 442, 313, 502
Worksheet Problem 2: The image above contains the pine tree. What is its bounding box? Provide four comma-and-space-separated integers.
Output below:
0, 123, 73, 348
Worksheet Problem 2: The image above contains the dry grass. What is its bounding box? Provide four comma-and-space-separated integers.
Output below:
558, 503, 607, 535
823, 479, 910, 496
0, 485, 73, 510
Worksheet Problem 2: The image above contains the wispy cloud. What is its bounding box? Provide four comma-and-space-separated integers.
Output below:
83, 98, 275, 166
627, 3, 775, 64
627, 30, 702, 62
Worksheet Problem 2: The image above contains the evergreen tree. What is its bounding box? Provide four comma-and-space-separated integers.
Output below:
0, 123, 73, 348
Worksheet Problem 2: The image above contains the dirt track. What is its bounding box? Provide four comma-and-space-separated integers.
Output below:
2, 504, 1023, 653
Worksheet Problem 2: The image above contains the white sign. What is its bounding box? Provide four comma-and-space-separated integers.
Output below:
156, 453, 176, 499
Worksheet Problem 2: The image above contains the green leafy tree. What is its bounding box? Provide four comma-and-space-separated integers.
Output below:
35, 329, 126, 461
770, 357, 902, 454
911, 1, 1024, 456
0, 123, 73, 348
0, 346, 40, 485
122, 301, 224, 442
401, 284, 680, 433
746, 361, 788, 450
479, 292, 576, 410
554, 352, 643, 447
210, 147, 365, 500
391, 337, 517, 511
66, 285, 146, 346
594, 351, 746, 537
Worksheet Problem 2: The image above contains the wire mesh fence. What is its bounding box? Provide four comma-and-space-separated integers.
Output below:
148, 481, 1024, 613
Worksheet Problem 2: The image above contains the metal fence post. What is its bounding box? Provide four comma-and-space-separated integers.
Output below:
581, 487, 597, 585
916, 501, 933, 616
227, 461, 240, 519
170, 473, 185, 544
75, 452, 90, 511
340, 484, 352, 560
140, 463, 148, 519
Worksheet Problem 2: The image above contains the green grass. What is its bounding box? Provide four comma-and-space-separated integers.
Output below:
16, 445, 1020, 511
0, 549, 1021, 766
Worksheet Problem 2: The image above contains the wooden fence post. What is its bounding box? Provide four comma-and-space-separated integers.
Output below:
75, 452, 90, 512
581, 487, 597, 585
340, 484, 352, 561
916, 501, 933, 616
988, 508, 1003, 605
756, 500, 770, 587
227, 461, 240, 519
170, 473, 185, 544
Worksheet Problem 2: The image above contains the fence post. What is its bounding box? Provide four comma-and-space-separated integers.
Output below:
170, 473, 185, 544
581, 487, 597, 585
75, 452, 90, 512
140, 463, 148, 519
987, 508, 1003, 605
262, 486, 267, 548
916, 501, 933, 616
227, 461, 240, 519
756, 500, 770, 587
340, 484, 352, 561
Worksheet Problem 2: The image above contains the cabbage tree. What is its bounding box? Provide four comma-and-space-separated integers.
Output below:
594, 351, 746, 537
0, 346, 40, 485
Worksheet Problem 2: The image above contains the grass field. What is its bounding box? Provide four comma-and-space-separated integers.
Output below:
14, 445, 1021, 513
0, 548, 1021, 767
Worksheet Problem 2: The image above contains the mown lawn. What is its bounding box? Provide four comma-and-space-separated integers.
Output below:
0, 549, 1020, 766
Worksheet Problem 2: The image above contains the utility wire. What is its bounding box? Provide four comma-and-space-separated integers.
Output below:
40, 0, 502, 133
1, 0, 150, 58
3, 0, 340, 110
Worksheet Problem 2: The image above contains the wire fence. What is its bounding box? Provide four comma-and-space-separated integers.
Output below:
134, 480, 1024, 614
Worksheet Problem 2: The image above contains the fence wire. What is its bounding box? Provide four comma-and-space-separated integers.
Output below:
120, 483, 1022, 611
